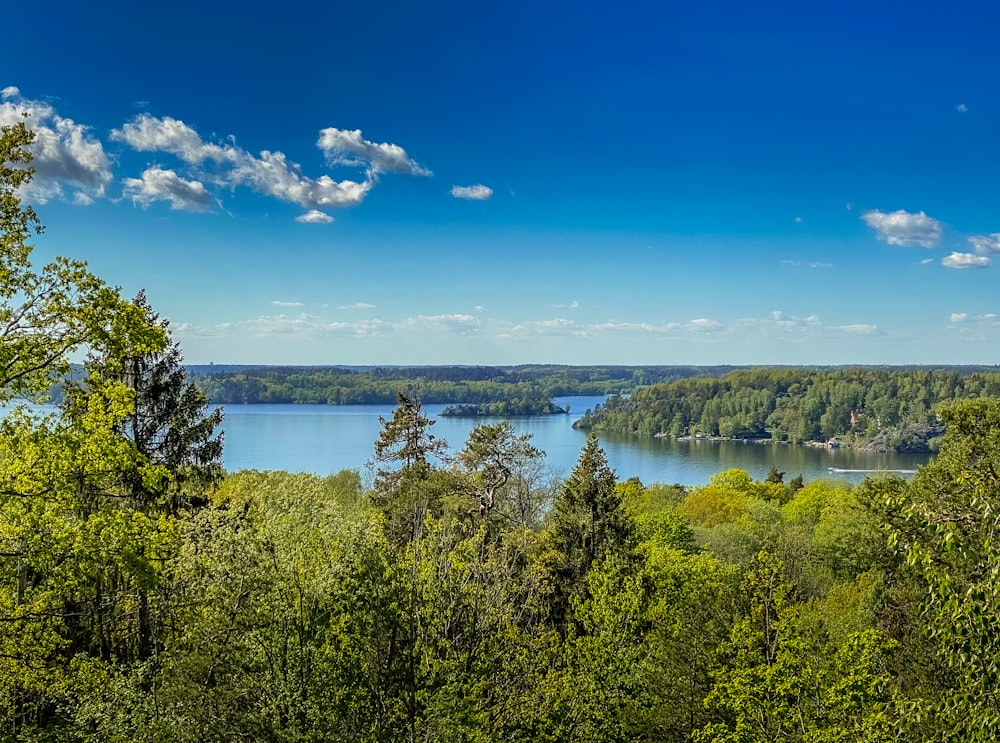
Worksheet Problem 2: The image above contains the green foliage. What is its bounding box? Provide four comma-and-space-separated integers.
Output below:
62, 291, 223, 516
698, 551, 901, 743
0, 121, 161, 404
884, 398, 1000, 740
190, 364, 743, 406
369, 393, 452, 542
577, 367, 999, 450
545, 434, 636, 628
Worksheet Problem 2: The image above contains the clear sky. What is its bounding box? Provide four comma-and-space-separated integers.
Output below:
4, 0, 1000, 366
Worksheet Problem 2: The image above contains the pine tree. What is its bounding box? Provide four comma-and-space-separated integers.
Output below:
547, 433, 635, 627
369, 393, 449, 543
64, 291, 223, 515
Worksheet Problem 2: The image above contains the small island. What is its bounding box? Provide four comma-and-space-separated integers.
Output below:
440, 400, 570, 417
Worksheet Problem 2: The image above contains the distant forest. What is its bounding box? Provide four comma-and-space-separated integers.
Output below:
575, 367, 1000, 451
186, 364, 747, 405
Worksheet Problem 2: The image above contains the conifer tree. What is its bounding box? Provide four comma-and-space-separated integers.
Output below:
547, 433, 635, 627
63, 290, 223, 515
369, 392, 449, 542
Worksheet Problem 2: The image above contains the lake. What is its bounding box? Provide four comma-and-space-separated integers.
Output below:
219, 396, 932, 487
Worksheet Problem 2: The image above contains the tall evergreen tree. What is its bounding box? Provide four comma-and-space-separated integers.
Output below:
369, 392, 449, 543
547, 433, 635, 627
63, 290, 224, 515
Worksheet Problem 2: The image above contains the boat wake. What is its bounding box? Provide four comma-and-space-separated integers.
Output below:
828, 467, 918, 474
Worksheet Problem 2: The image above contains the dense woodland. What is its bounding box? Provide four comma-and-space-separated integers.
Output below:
576, 367, 1000, 451
187, 364, 743, 405
6, 121, 1000, 741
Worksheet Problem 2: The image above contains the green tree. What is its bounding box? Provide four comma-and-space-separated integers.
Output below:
698, 551, 900, 743
545, 433, 635, 628
885, 398, 1000, 740
369, 393, 450, 543
0, 120, 156, 402
63, 290, 223, 516
456, 421, 546, 527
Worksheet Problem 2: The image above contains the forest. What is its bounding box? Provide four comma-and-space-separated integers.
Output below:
5, 121, 1000, 742
186, 364, 743, 405
575, 367, 1000, 451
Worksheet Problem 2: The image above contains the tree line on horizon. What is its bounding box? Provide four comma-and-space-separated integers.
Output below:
6, 119, 1000, 741
186, 364, 733, 406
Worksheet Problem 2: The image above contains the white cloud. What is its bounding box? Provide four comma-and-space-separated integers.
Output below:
0, 86, 113, 204
861, 209, 942, 248
839, 324, 878, 335
122, 166, 214, 212
316, 128, 430, 176
957, 103, 969, 113
950, 313, 968, 323
781, 260, 832, 269
968, 233, 1000, 255
112, 114, 425, 214
942, 252, 991, 269
111, 114, 234, 164
296, 209, 334, 224
770, 311, 822, 327
794, 216, 802, 223
451, 184, 493, 200
177, 308, 917, 351
338, 302, 376, 310
920, 258, 934, 265
398, 314, 481, 335
272, 300, 305, 307
688, 318, 722, 332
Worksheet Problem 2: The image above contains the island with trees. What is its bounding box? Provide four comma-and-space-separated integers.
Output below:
6, 119, 1000, 741
574, 366, 1000, 452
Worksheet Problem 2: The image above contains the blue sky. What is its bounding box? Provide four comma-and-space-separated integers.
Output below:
5, 0, 1000, 365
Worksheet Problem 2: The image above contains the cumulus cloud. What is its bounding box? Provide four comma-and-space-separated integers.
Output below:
943, 252, 991, 269
957, 103, 969, 113
968, 233, 1000, 255
122, 166, 214, 212
296, 209, 334, 224
112, 114, 425, 214
839, 324, 879, 335
861, 209, 942, 248
338, 302, 376, 310
950, 313, 968, 323
451, 184, 493, 200
272, 300, 305, 307
2, 89, 429, 217
0, 86, 112, 204
112, 114, 374, 209
317, 128, 430, 176
920, 258, 934, 265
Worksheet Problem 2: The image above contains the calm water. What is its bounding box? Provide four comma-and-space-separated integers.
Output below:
220, 396, 932, 487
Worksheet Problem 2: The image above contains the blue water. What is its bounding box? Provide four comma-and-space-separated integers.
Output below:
219, 396, 931, 487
